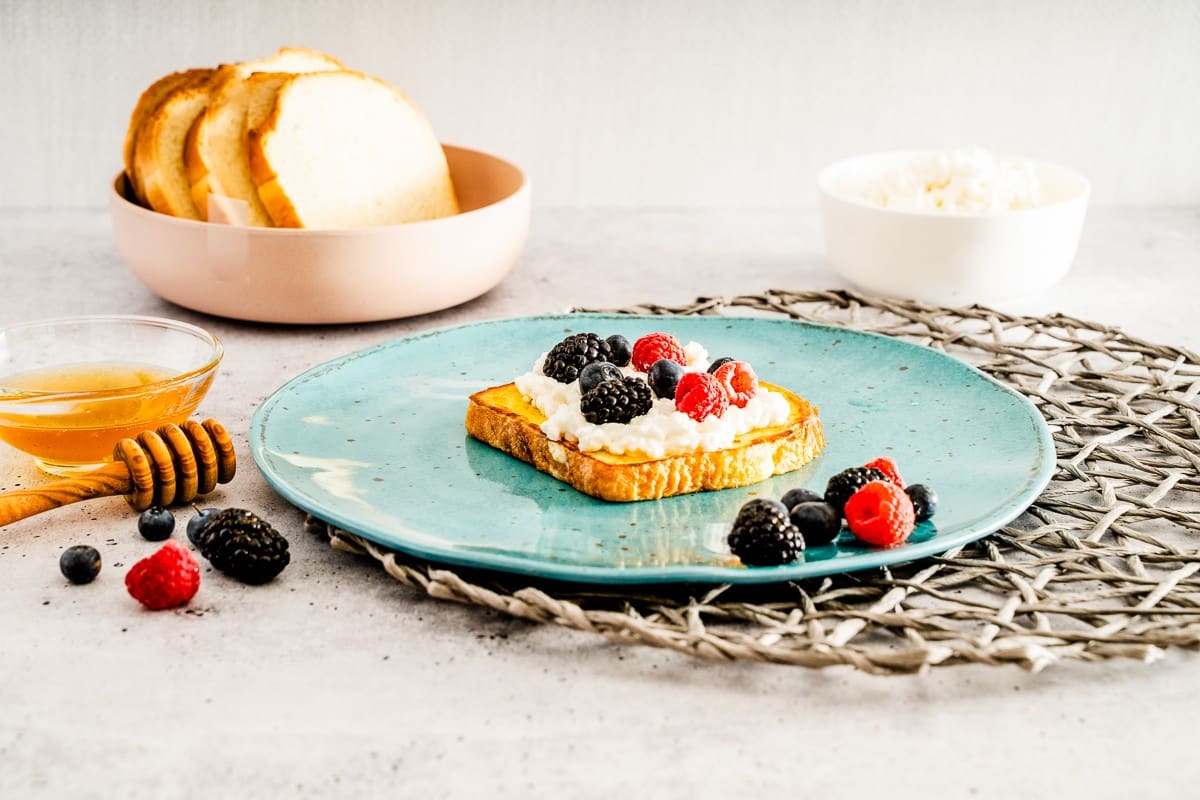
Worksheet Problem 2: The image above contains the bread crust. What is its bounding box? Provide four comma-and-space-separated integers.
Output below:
124, 68, 209, 204
185, 48, 345, 223
132, 69, 215, 218
465, 382, 824, 502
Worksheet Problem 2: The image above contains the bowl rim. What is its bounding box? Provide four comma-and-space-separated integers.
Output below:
817, 148, 1091, 220
110, 143, 529, 235
0, 314, 223, 401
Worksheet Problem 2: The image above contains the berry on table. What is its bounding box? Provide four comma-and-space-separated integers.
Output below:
824, 466, 889, 515
579, 361, 622, 394
788, 501, 841, 547
863, 456, 905, 488
844, 481, 916, 547
194, 509, 291, 585
631, 332, 686, 373
59, 545, 101, 584
606, 334, 632, 367
647, 358, 685, 399
674, 371, 729, 422
780, 487, 823, 509
137, 506, 175, 541
581, 377, 654, 424
905, 484, 939, 522
707, 356, 734, 374
125, 541, 200, 609
728, 499, 804, 566
712, 360, 759, 408
186, 507, 221, 546
543, 332, 612, 384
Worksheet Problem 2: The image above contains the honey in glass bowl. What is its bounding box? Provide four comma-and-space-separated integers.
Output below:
0, 317, 222, 475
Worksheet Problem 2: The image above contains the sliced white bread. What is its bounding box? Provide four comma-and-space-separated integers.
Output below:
247, 71, 459, 228
132, 69, 216, 218
184, 48, 344, 223
124, 68, 210, 204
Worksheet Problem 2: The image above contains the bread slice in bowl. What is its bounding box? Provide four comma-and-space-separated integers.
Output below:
132, 69, 217, 218
124, 68, 211, 205
466, 382, 824, 502
246, 70, 460, 228
184, 47, 344, 224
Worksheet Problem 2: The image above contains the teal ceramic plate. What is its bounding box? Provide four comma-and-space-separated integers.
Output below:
250, 314, 1054, 585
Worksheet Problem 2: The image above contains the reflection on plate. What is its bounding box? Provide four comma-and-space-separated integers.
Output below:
250, 314, 1053, 585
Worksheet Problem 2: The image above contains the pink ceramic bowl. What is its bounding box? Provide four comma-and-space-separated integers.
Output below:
110, 145, 530, 324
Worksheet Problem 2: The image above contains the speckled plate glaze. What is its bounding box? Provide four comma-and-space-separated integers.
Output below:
250, 314, 1054, 585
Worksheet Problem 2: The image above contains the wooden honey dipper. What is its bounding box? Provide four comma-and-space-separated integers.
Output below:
0, 419, 236, 527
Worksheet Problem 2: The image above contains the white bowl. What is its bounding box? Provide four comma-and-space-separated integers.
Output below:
818, 151, 1089, 306
110, 145, 530, 324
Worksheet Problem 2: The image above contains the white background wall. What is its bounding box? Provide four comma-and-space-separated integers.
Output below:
1, 0, 1197, 209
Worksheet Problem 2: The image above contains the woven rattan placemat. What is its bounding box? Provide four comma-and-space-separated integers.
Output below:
309, 290, 1200, 674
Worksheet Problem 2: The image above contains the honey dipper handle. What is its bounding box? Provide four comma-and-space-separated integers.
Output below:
0, 462, 133, 528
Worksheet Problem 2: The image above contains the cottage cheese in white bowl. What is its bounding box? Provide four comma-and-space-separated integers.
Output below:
818, 148, 1089, 306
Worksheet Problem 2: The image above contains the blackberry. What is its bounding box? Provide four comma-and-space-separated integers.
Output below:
60, 545, 101, 584
905, 484, 939, 522
138, 506, 175, 540
579, 361, 622, 394
788, 501, 841, 547
780, 487, 823, 510
647, 358, 684, 399
728, 499, 804, 566
580, 377, 653, 425
606, 335, 633, 367
824, 467, 888, 515
195, 509, 290, 584
707, 357, 735, 374
543, 333, 612, 384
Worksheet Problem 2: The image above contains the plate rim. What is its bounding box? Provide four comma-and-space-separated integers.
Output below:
250, 313, 1056, 585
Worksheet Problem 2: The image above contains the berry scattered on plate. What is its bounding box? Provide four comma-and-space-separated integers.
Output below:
728, 455, 939, 565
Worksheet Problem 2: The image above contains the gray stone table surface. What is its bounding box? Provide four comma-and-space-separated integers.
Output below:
1, 207, 1198, 798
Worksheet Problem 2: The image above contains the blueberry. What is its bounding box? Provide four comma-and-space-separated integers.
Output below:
905, 484, 938, 522
59, 545, 101, 584
780, 487, 823, 510
647, 359, 685, 399
187, 507, 221, 546
606, 335, 632, 367
787, 502, 841, 547
138, 506, 175, 541
707, 357, 735, 374
579, 361, 622, 393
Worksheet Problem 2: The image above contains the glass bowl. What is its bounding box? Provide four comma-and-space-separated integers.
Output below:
0, 315, 222, 474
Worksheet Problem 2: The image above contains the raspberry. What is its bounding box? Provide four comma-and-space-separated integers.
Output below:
844, 481, 916, 548
674, 371, 729, 421
125, 541, 200, 610
712, 360, 759, 408
631, 333, 686, 373
863, 456, 904, 488
728, 499, 803, 566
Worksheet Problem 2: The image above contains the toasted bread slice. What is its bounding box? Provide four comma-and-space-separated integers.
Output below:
133, 69, 217, 218
185, 48, 344, 223
466, 382, 824, 502
247, 71, 459, 228
124, 68, 211, 205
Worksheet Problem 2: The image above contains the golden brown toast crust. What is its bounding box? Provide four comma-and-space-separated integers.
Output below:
465, 381, 824, 502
